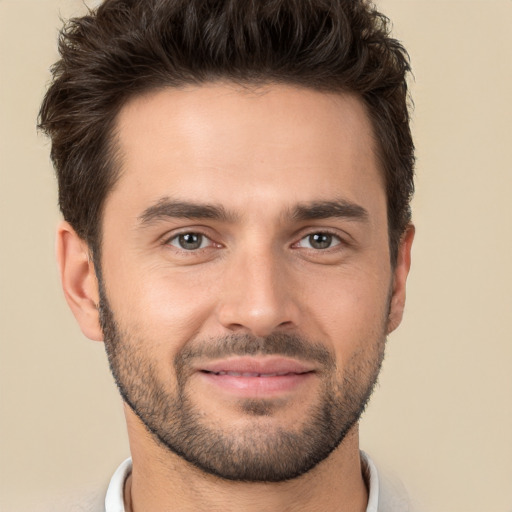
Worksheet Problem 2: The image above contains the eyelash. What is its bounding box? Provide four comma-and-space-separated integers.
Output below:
293, 231, 343, 251
163, 229, 346, 253
164, 230, 218, 253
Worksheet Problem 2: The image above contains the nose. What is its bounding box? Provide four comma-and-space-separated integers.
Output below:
216, 247, 301, 337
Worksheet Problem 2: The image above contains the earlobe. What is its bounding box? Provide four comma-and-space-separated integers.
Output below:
56, 221, 104, 341
387, 224, 415, 334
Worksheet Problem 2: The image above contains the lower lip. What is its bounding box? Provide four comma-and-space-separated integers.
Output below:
198, 371, 315, 396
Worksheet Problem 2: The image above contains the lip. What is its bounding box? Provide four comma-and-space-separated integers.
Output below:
197, 357, 317, 396
200, 356, 316, 375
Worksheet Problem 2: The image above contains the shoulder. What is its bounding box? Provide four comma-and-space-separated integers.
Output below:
361, 451, 415, 512
378, 472, 414, 512
35, 487, 107, 512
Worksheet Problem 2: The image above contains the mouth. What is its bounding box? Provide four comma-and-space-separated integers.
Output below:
196, 357, 316, 396
202, 370, 306, 377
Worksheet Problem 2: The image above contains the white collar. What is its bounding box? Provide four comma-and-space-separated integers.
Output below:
361, 450, 380, 512
105, 457, 131, 512
105, 451, 380, 512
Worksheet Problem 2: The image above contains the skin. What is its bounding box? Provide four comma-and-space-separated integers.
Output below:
57, 83, 414, 511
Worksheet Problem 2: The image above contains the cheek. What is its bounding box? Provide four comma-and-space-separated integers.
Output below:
300, 266, 391, 353
105, 261, 220, 353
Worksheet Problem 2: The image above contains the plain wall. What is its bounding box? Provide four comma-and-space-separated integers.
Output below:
1, 1, 511, 510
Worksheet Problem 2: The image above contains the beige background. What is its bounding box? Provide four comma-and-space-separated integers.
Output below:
1, 0, 511, 511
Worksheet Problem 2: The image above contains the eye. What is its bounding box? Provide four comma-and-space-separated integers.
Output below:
296, 232, 342, 250
168, 232, 212, 250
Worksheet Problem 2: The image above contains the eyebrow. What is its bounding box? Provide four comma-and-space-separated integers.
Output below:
290, 200, 369, 223
138, 197, 238, 225
138, 197, 369, 227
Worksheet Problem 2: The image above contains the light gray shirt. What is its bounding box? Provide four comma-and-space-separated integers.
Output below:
104, 451, 412, 511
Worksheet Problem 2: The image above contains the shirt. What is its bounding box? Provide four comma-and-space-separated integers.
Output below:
104, 451, 412, 511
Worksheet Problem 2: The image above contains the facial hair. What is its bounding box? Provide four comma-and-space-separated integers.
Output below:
98, 283, 386, 482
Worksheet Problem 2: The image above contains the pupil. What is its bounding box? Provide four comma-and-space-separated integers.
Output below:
179, 233, 202, 250
310, 233, 332, 249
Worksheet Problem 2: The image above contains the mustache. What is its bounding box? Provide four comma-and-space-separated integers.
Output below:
175, 332, 336, 369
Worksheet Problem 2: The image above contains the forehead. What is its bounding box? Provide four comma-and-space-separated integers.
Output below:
109, 83, 383, 220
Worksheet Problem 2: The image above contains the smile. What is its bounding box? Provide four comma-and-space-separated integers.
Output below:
196, 357, 317, 396
202, 370, 306, 377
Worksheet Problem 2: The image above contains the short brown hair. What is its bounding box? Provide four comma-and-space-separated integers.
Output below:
39, 0, 414, 263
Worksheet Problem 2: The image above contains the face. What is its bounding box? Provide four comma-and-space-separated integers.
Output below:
91, 84, 409, 481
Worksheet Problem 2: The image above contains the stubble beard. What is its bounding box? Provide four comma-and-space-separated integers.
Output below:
98, 284, 386, 482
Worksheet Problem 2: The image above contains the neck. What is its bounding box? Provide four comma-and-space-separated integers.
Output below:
124, 411, 368, 512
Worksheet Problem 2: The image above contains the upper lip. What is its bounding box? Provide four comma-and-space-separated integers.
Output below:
198, 356, 316, 375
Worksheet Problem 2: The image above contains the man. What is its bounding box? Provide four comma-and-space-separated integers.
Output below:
39, 0, 415, 510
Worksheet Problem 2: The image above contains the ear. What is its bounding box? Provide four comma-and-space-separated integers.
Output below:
387, 224, 415, 334
56, 221, 103, 341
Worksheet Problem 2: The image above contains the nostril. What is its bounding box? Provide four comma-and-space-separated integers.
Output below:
226, 323, 247, 332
